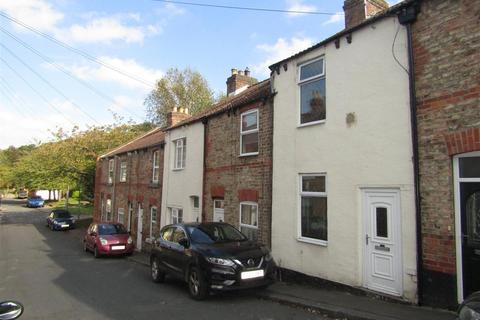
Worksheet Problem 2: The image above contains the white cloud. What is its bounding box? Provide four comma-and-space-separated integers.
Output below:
155, 3, 186, 17
286, 0, 317, 17
0, 0, 64, 32
63, 57, 163, 90
322, 12, 343, 26
253, 37, 314, 77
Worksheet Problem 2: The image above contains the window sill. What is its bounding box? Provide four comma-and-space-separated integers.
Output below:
149, 182, 161, 188
240, 224, 259, 230
239, 152, 259, 157
297, 119, 325, 128
172, 168, 185, 171
297, 237, 328, 246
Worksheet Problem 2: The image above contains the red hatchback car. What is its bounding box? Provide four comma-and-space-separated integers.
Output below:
84, 223, 134, 258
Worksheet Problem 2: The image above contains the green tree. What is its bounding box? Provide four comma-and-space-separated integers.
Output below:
144, 67, 214, 127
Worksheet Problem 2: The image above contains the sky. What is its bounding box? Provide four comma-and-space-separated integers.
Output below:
0, 0, 399, 149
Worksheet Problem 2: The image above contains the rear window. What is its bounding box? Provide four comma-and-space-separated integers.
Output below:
98, 224, 128, 235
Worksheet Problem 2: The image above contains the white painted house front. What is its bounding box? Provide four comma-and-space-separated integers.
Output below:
269, 16, 418, 302
161, 121, 204, 226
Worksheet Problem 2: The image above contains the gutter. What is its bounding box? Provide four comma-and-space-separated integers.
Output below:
397, 1, 422, 305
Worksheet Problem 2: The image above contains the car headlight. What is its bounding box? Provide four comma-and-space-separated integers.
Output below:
53, 220, 59, 225
206, 257, 235, 267
459, 305, 480, 320
127, 236, 133, 244
100, 238, 108, 246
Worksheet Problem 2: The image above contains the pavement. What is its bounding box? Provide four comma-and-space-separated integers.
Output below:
127, 252, 456, 320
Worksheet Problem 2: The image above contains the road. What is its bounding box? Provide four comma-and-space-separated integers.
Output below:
0, 199, 330, 320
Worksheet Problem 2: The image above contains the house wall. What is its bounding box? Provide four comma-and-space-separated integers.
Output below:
161, 122, 204, 226
413, 0, 480, 308
203, 99, 273, 247
93, 146, 164, 251
271, 17, 418, 301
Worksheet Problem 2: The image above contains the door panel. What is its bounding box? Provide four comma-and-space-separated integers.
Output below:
460, 182, 480, 297
136, 204, 143, 251
363, 190, 403, 296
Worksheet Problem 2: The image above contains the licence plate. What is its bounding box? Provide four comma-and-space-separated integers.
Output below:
61, 224, 69, 228
111, 245, 125, 250
241, 269, 264, 280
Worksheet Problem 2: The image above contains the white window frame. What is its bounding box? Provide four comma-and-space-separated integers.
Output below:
170, 207, 183, 224
297, 56, 326, 127
117, 208, 125, 224
106, 199, 112, 222
298, 173, 328, 246
240, 109, 259, 156
119, 161, 127, 182
173, 138, 186, 170
127, 202, 134, 231
152, 150, 160, 183
239, 201, 259, 229
150, 206, 158, 238
108, 159, 115, 184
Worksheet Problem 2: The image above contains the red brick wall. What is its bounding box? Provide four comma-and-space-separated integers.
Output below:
93, 146, 164, 252
203, 99, 273, 247
413, 0, 480, 307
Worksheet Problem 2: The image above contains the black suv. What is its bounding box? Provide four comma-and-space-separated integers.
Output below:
150, 222, 276, 300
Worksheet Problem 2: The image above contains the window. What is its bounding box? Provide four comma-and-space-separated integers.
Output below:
127, 202, 133, 231
119, 161, 127, 182
173, 138, 186, 170
101, 197, 105, 221
191, 196, 199, 209
299, 174, 327, 243
170, 207, 183, 224
240, 202, 258, 241
298, 57, 326, 125
152, 150, 160, 183
172, 227, 187, 244
106, 199, 112, 222
150, 206, 157, 238
240, 109, 259, 155
117, 208, 125, 225
161, 227, 174, 241
108, 159, 115, 184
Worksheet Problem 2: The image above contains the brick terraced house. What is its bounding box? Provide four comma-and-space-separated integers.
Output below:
93, 128, 165, 252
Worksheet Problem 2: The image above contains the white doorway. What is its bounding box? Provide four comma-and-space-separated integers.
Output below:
136, 203, 143, 251
213, 199, 224, 222
363, 189, 403, 296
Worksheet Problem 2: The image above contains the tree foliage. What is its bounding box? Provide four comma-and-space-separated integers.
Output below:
0, 122, 154, 199
144, 67, 214, 127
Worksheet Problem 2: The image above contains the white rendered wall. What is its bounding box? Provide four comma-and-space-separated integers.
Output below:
161, 122, 204, 226
271, 17, 417, 302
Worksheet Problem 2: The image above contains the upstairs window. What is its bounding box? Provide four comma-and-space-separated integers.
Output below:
173, 138, 186, 170
119, 161, 127, 182
298, 57, 326, 125
108, 159, 115, 184
152, 150, 160, 182
240, 109, 259, 156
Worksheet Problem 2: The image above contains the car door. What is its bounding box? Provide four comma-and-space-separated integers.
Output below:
169, 227, 191, 277
156, 227, 175, 271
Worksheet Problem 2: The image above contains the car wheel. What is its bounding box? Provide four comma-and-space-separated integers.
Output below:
188, 266, 208, 300
151, 258, 165, 283
93, 246, 101, 259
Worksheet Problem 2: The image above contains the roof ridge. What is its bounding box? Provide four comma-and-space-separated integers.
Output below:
100, 127, 163, 158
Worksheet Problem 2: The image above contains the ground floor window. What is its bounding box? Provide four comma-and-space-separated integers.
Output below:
170, 207, 183, 224
150, 206, 157, 237
240, 202, 258, 241
117, 208, 125, 225
299, 174, 328, 244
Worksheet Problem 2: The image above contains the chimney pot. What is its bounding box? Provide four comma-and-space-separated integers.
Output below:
226, 67, 257, 96
231, 68, 238, 75
245, 67, 250, 76
238, 70, 244, 76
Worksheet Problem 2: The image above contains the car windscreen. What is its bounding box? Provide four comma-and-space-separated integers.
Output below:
54, 211, 71, 218
98, 224, 128, 235
187, 224, 247, 244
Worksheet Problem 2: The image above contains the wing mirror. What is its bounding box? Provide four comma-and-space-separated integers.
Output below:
0, 301, 24, 320
457, 291, 480, 320
178, 238, 189, 248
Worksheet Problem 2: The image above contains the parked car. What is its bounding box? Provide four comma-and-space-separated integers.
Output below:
457, 291, 480, 320
83, 223, 134, 258
46, 209, 75, 231
150, 222, 276, 300
17, 190, 28, 199
0, 300, 23, 319
26, 196, 44, 208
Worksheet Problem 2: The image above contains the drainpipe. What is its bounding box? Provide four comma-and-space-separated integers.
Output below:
112, 156, 117, 222
397, 1, 422, 305
201, 118, 208, 223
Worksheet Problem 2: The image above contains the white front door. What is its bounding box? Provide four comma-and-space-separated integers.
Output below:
213, 199, 224, 222
363, 189, 403, 296
136, 203, 143, 251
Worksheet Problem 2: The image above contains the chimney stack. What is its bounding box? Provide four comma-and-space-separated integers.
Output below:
226, 67, 257, 96
165, 107, 191, 128
343, 0, 389, 29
